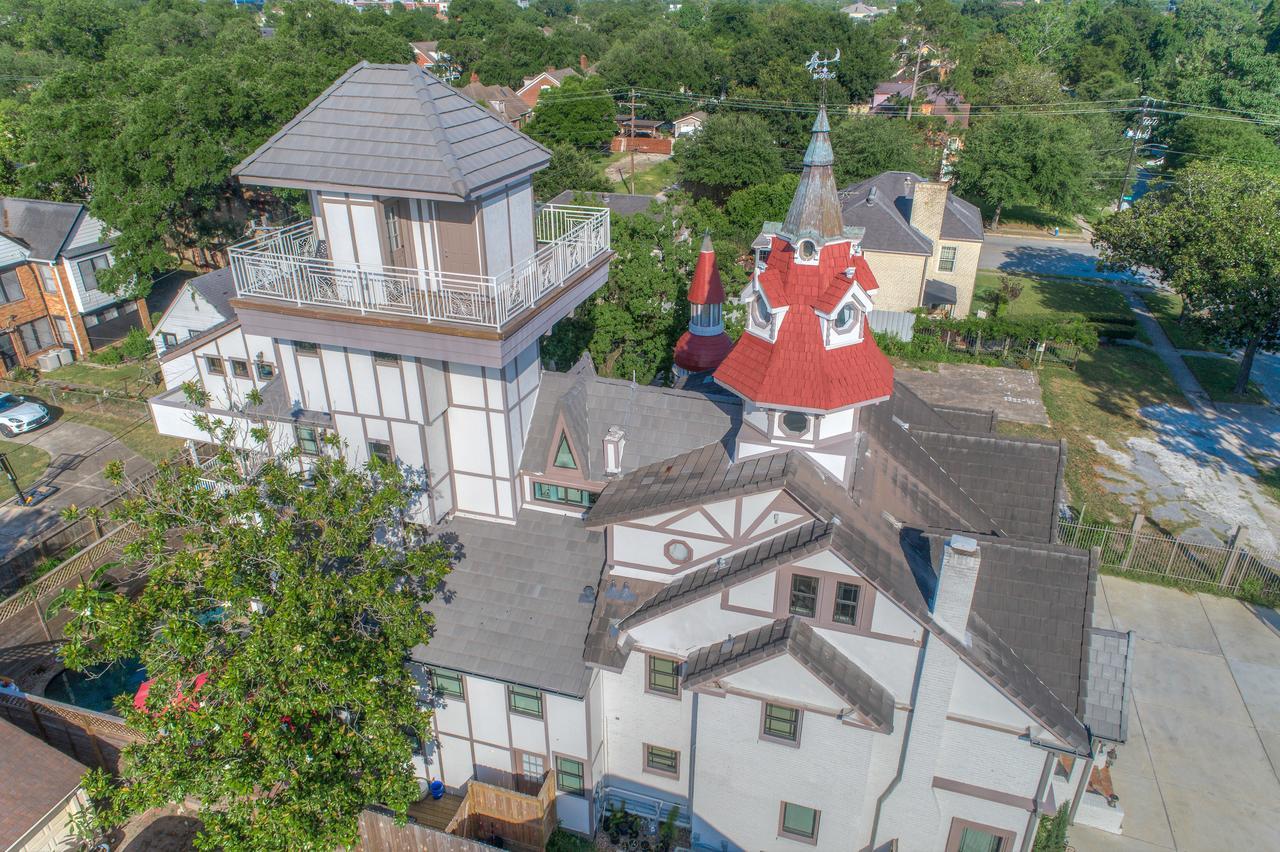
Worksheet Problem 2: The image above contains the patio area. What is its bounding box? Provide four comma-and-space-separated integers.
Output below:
1073, 575, 1280, 850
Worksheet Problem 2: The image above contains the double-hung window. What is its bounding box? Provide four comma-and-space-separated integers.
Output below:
644, 745, 679, 777
76, 254, 111, 291
295, 426, 322, 457
205, 356, 224, 375
229, 359, 250, 379
762, 703, 801, 743
780, 802, 820, 842
0, 267, 24, 304
555, 756, 585, 795
938, 245, 958, 273
789, 575, 819, 618
833, 582, 861, 626
508, 684, 543, 718
367, 440, 392, 467
430, 668, 465, 700
647, 655, 680, 697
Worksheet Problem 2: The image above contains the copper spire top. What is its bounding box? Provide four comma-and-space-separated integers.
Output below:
780, 105, 845, 244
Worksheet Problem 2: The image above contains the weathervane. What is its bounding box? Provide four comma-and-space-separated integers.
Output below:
805, 49, 840, 103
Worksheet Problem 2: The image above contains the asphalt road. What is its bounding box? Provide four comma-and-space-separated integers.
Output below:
978, 233, 1145, 282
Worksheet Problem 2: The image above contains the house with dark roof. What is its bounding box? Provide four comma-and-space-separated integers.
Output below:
145, 67, 1131, 850
0, 717, 89, 850
461, 73, 532, 129
837, 172, 984, 317
516, 65, 580, 108
0, 197, 151, 373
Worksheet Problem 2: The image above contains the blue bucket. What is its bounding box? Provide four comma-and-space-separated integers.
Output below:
429, 780, 445, 800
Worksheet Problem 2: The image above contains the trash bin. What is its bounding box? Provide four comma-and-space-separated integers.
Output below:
429, 780, 445, 800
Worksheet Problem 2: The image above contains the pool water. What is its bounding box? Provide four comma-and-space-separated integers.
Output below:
43, 658, 147, 716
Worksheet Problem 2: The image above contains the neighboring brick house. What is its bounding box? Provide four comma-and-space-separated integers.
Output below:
0, 197, 151, 374
516, 65, 580, 108
837, 173, 984, 318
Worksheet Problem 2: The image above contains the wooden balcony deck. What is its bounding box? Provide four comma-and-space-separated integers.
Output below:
407, 791, 466, 831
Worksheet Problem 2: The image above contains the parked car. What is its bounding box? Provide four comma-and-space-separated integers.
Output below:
0, 392, 50, 436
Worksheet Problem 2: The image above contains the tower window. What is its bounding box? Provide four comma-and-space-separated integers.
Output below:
780, 411, 810, 436
752, 292, 772, 327
834, 304, 859, 332
797, 239, 818, 261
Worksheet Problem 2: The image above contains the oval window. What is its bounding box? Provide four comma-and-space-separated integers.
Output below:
835, 304, 858, 332
798, 239, 818, 261
753, 292, 772, 327
781, 411, 810, 435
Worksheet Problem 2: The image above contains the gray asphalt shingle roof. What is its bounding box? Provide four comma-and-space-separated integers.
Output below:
523, 357, 741, 481
188, 266, 236, 322
233, 63, 551, 201
1081, 627, 1133, 742
414, 510, 604, 697
549, 191, 659, 217
839, 172, 984, 255
682, 617, 895, 732
0, 197, 89, 261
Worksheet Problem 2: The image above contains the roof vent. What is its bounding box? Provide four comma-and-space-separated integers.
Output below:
579, 585, 597, 604
866, 186, 878, 205
716, 555, 730, 570
720, 635, 736, 653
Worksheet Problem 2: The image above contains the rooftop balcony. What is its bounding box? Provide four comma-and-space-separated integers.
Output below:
228, 204, 610, 332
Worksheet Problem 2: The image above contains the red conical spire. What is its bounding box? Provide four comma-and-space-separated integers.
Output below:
674, 235, 733, 375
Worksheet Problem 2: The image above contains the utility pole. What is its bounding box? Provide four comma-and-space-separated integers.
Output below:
906, 41, 925, 121
619, 88, 646, 195
0, 453, 25, 504
1116, 94, 1152, 213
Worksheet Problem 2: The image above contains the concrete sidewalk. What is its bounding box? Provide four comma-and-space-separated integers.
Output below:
1073, 576, 1280, 851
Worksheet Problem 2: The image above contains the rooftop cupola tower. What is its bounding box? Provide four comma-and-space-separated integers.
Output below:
713, 105, 894, 483
673, 234, 733, 376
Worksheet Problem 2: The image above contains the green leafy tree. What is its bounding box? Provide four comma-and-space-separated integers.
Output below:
830, 117, 939, 185
1162, 116, 1280, 173
53, 428, 454, 851
1032, 804, 1070, 851
533, 143, 612, 201
953, 112, 1095, 228
596, 20, 708, 121
1093, 162, 1280, 394
724, 174, 798, 244
526, 75, 616, 150
673, 112, 782, 200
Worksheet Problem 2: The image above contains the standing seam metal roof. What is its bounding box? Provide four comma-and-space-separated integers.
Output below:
233, 63, 551, 200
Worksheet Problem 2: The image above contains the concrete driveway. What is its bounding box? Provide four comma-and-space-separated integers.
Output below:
1074, 576, 1280, 851
0, 418, 151, 560
979, 234, 1145, 282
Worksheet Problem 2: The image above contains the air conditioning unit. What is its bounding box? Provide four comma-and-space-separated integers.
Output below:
54, 347, 74, 366
36, 351, 62, 372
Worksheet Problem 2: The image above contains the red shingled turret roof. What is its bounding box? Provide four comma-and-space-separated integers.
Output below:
688, 235, 725, 305
713, 238, 893, 412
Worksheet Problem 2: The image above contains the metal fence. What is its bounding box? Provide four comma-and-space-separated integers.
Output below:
1057, 519, 1280, 599
935, 329, 1082, 369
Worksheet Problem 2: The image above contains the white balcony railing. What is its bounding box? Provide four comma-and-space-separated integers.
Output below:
228, 204, 610, 330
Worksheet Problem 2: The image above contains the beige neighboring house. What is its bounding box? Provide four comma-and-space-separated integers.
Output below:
0, 718, 88, 851
842, 2, 886, 20
461, 73, 532, 129
673, 110, 708, 137
839, 172, 984, 317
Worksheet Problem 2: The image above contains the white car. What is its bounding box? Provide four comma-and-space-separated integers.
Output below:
0, 392, 50, 436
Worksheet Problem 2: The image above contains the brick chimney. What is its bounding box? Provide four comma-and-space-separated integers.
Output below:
933, 535, 980, 638
580, 53, 589, 71
909, 179, 949, 244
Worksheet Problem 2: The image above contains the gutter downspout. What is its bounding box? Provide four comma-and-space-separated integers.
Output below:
868, 638, 928, 849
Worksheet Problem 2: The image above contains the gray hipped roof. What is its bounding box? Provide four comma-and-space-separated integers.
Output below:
683, 617, 895, 733
1081, 627, 1134, 742
0, 197, 90, 262
233, 63, 551, 201
839, 172, 984, 256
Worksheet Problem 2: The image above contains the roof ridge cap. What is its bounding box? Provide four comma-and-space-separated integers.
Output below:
409, 69, 470, 198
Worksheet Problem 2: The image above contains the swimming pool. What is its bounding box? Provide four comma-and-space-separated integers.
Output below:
43, 658, 147, 716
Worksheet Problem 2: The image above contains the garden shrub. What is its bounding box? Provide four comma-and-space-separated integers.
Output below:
92, 347, 124, 365
121, 327, 155, 359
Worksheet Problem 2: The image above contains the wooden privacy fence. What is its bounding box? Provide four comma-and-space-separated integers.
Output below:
0, 524, 142, 635
446, 770, 557, 852
356, 810, 495, 852
1057, 517, 1280, 599
0, 690, 139, 772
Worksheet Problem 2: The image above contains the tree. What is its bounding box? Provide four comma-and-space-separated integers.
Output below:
1162, 116, 1280, 173
1093, 162, 1280, 394
673, 112, 782, 200
1032, 804, 1070, 852
533, 143, 612, 201
526, 75, 616, 151
953, 112, 1095, 228
830, 117, 939, 185
53, 427, 454, 851
724, 174, 798, 244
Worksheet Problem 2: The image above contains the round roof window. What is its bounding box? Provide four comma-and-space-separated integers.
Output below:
797, 239, 818, 261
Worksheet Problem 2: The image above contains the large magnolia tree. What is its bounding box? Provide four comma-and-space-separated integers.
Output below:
55, 427, 453, 851
1093, 162, 1280, 394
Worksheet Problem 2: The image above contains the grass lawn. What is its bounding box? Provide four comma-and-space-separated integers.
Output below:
0, 438, 52, 490
63, 409, 184, 465
1182, 355, 1267, 405
974, 272, 1131, 320
998, 345, 1185, 523
611, 157, 677, 195
44, 360, 159, 394
1139, 290, 1227, 352
974, 202, 1082, 234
